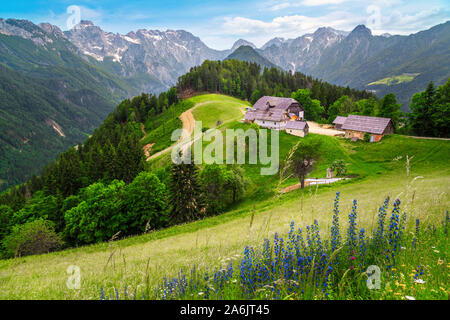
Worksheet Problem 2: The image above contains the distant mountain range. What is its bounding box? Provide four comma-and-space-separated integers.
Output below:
0, 17, 448, 190
3, 18, 448, 105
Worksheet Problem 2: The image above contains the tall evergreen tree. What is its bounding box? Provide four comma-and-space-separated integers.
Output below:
378, 93, 402, 128
409, 80, 449, 137
168, 152, 203, 224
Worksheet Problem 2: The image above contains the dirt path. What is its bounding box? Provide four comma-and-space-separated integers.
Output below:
407, 135, 450, 141
307, 121, 344, 136
139, 124, 155, 159
140, 123, 147, 138
147, 101, 250, 161
280, 178, 348, 193
179, 109, 195, 141
146, 102, 210, 161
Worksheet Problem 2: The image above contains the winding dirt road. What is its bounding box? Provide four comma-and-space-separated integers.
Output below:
146, 102, 203, 161
307, 121, 344, 136
146, 101, 248, 161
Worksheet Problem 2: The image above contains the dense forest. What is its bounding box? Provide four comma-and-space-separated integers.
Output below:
0, 59, 447, 258
178, 59, 375, 112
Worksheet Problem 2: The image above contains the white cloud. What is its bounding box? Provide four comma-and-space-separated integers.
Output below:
220, 11, 361, 44
301, 0, 348, 6
371, 7, 448, 34
267, 0, 349, 11
209, 1, 449, 49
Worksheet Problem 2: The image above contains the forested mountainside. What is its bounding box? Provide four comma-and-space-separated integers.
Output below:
0, 19, 136, 191
177, 59, 374, 109
0, 59, 374, 249
7, 18, 447, 112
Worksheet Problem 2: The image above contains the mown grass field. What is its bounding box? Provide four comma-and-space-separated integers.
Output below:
189, 94, 249, 129
367, 73, 420, 86
0, 94, 448, 299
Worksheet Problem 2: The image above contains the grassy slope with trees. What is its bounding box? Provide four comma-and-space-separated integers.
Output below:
0, 113, 448, 298
0, 60, 448, 299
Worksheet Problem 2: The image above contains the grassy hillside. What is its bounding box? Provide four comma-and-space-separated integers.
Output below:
150, 94, 449, 199
140, 94, 249, 157
0, 94, 448, 299
190, 94, 249, 128
367, 73, 420, 86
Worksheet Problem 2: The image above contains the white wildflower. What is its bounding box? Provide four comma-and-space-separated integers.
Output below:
414, 279, 426, 284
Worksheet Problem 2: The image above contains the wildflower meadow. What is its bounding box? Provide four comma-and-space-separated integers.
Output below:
101, 192, 449, 300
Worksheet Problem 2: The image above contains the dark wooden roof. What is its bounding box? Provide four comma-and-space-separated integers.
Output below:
286, 120, 308, 130
341, 115, 393, 135
243, 96, 303, 123
333, 116, 347, 125
253, 96, 303, 111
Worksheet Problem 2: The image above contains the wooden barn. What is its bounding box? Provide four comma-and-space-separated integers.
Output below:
332, 116, 347, 130
285, 120, 309, 137
340, 115, 394, 142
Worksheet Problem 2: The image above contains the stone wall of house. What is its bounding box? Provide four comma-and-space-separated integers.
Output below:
286, 128, 306, 137
345, 130, 385, 142
345, 130, 365, 140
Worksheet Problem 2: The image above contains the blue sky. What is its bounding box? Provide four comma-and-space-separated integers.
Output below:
1, 0, 449, 49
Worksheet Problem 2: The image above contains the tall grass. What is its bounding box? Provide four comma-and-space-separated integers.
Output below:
103, 193, 448, 300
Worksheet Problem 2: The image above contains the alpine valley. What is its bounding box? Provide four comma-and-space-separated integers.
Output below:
0, 18, 448, 190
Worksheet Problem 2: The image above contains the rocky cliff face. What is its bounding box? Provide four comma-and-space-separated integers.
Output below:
64, 21, 227, 88
260, 27, 348, 73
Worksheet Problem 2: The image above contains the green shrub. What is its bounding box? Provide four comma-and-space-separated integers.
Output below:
122, 172, 167, 234
330, 159, 348, 177
364, 132, 371, 142
10, 191, 60, 230
64, 174, 167, 245
2, 219, 62, 258
64, 180, 126, 245
199, 164, 229, 215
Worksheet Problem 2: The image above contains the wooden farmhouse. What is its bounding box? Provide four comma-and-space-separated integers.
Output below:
335, 115, 394, 142
243, 96, 304, 130
286, 120, 309, 137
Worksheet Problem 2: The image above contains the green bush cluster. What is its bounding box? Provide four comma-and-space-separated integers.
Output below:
65, 172, 166, 245
2, 219, 62, 258
0, 172, 167, 257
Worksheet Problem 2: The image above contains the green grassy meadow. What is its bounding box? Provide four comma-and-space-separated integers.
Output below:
0, 94, 448, 300
190, 94, 249, 128
367, 73, 420, 86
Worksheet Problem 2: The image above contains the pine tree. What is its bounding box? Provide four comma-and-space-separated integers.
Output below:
409, 81, 435, 136
378, 93, 402, 128
168, 152, 203, 224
